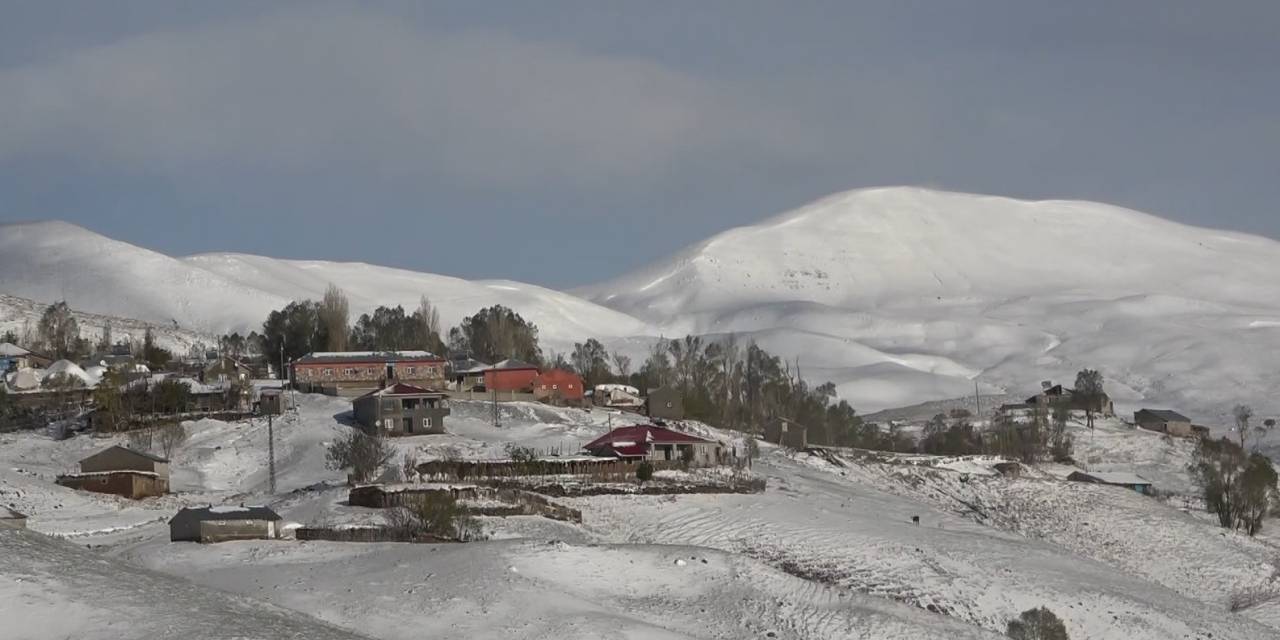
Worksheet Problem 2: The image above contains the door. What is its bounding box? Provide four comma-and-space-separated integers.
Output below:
403, 417, 413, 434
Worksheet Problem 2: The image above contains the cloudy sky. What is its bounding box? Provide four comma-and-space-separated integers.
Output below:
2, 1, 1277, 287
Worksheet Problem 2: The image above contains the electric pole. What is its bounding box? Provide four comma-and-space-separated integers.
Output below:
267, 412, 277, 494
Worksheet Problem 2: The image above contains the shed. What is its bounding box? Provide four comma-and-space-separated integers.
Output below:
258, 388, 285, 415
645, 386, 685, 421
763, 417, 808, 450
1133, 409, 1193, 437
0, 507, 27, 529
169, 505, 283, 542
79, 445, 169, 478
1067, 470, 1152, 494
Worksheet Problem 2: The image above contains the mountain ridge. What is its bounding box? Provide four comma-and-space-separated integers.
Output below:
3, 186, 1279, 419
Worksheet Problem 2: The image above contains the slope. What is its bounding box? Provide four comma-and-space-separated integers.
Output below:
580, 187, 1280, 418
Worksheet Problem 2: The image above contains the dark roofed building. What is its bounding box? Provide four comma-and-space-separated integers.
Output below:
763, 417, 808, 450
1134, 409, 1194, 437
584, 425, 722, 466
56, 445, 170, 499
645, 386, 684, 421
1026, 383, 1114, 417
352, 382, 450, 436
169, 505, 283, 542
1067, 470, 1152, 495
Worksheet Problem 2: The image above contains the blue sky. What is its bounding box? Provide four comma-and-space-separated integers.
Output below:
1, 1, 1277, 286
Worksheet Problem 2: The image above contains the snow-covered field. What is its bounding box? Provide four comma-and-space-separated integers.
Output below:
5, 186, 1280, 420
3, 394, 1280, 639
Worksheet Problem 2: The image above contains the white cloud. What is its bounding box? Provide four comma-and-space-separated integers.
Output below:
0, 6, 814, 192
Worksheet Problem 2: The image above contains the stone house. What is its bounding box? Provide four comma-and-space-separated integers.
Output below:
169, 505, 282, 542
352, 382, 450, 436
292, 351, 447, 392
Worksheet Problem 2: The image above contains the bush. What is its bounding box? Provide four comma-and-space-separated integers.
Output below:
1007, 607, 1069, 640
385, 492, 483, 541
636, 461, 654, 484
326, 429, 396, 484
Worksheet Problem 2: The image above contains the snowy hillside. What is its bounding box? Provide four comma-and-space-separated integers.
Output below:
580, 187, 1280, 420
0, 220, 647, 351
5, 394, 1279, 638
5, 186, 1280, 419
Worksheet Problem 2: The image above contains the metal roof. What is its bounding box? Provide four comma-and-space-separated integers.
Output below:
1135, 408, 1191, 423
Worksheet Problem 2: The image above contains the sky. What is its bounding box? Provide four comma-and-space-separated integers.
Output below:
1, 1, 1277, 288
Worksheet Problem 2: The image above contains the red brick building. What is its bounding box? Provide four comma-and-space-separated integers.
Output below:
292, 351, 446, 391
531, 368, 585, 405
482, 359, 541, 392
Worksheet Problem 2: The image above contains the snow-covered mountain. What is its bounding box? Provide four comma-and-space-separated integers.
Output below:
0, 220, 647, 351
579, 187, 1280, 421
4, 186, 1279, 420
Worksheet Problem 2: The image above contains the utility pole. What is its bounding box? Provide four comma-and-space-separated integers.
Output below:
974, 378, 981, 421
267, 412, 277, 494
492, 385, 500, 428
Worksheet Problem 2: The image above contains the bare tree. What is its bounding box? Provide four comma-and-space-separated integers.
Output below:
325, 429, 396, 483
38, 301, 81, 359
319, 283, 350, 352
1233, 404, 1254, 449
414, 296, 444, 354
611, 352, 632, 378
157, 422, 188, 458
127, 427, 155, 453
401, 451, 420, 483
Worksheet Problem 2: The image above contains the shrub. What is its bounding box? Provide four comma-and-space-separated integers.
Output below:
1007, 607, 1069, 640
326, 429, 396, 484
636, 461, 654, 484
385, 492, 483, 541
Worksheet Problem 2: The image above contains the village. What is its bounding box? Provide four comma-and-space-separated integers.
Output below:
1, 327, 1249, 541
3, 300, 1280, 640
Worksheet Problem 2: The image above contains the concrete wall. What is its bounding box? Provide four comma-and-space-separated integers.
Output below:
197, 519, 276, 543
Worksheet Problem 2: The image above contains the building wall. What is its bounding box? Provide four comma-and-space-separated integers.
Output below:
646, 388, 684, 420
353, 395, 450, 436
644, 441, 721, 466
531, 370, 585, 404
79, 448, 167, 479
484, 368, 540, 392
295, 361, 445, 386
764, 419, 807, 449
197, 519, 276, 543
57, 472, 167, 499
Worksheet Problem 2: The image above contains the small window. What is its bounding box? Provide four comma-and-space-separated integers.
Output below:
323, 368, 333, 377
405, 366, 415, 376
552, 384, 558, 390
423, 417, 431, 427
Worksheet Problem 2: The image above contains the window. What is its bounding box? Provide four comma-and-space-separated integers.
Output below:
344, 367, 357, 376
323, 368, 333, 378
552, 384, 558, 390
423, 417, 431, 428
405, 366, 415, 376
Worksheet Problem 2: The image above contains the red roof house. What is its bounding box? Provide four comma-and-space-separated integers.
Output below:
583, 425, 722, 466
482, 359, 541, 392
531, 368, 585, 405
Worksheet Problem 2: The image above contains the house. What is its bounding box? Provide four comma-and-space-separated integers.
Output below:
56, 445, 170, 499
531, 368, 585, 406
1067, 470, 1152, 494
352, 382, 450, 436
0, 507, 27, 529
258, 387, 286, 415
0, 342, 52, 371
1133, 409, 1194, 437
202, 355, 250, 384
593, 384, 643, 409
447, 356, 490, 391
482, 359, 541, 392
292, 351, 447, 392
645, 386, 685, 421
1026, 383, 1114, 417
169, 505, 282, 542
583, 424, 722, 466
993, 462, 1022, 478
763, 417, 808, 450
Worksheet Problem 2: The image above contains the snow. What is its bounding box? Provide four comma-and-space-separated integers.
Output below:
4, 393, 1280, 638
6, 186, 1280, 423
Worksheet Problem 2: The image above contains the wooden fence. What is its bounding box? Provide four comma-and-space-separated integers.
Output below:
416, 458, 684, 483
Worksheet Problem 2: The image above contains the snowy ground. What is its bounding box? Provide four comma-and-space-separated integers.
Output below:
4, 394, 1280, 639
